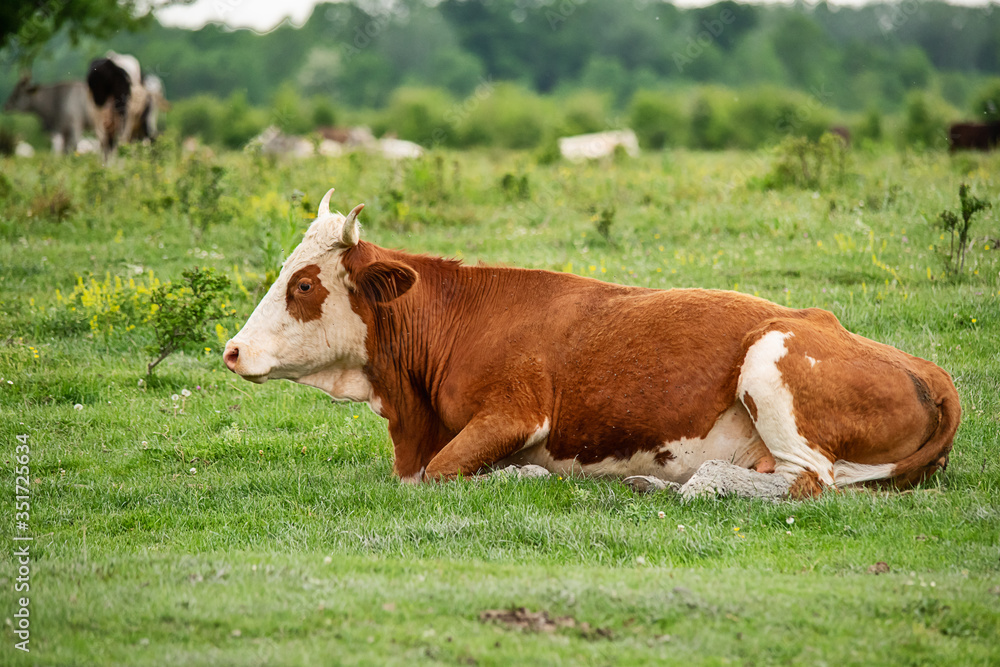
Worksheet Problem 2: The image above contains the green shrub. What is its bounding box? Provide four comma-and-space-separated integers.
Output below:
146, 267, 234, 375
219, 92, 268, 149
270, 83, 313, 136
762, 133, 848, 190
689, 91, 733, 149
381, 86, 456, 146
730, 86, 834, 148
971, 78, 1000, 122
167, 92, 267, 148
457, 84, 554, 149
54, 267, 235, 375
0, 111, 46, 150
935, 183, 992, 277
0, 124, 16, 156
170, 95, 220, 143
311, 97, 338, 128
559, 90, 610, 137
628, 90, 687, 149
857, 107, 883, 143
176, 155, 229, 232
901, 91, 953, 150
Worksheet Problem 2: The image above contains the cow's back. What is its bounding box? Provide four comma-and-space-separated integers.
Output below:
426, 268, 797, 462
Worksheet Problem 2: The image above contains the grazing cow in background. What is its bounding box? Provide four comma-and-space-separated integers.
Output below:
87, 57, 131, 158
223, 189, 960, 499
378, 137, 424, 159
135, 73, 169, 142
105, 51, 149, 142
559, 130, 640, 161
86, 52, 151, 158
948, 122, 1000, 151
318, 125, 376, 148
3, 75, 97, 154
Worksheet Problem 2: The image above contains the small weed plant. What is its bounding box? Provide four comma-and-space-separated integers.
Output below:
936, 183, 992, 277
55, 267, 233, 374
146, 267, 234, 375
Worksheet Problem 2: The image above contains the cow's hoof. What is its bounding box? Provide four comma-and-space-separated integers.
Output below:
679, 460, 790, 501
623, 475, 680, 494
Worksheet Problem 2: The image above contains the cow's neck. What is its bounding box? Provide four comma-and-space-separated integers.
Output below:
297, 365, 373, 403
346, 243, 515, 474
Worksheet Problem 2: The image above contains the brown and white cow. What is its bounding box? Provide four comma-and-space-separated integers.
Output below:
225, 189, 960, 498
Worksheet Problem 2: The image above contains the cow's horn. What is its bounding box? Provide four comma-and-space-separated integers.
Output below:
317, 188, 335, 218
341, 203, 364, 246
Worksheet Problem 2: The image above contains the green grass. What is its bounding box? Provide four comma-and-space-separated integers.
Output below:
1, 146, 999, 665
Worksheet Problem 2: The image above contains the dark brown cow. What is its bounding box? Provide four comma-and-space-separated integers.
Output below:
948, 122, 1000, 151
224, 189, 960, 498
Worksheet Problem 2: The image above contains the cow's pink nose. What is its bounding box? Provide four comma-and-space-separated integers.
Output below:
224, 346, 239, 371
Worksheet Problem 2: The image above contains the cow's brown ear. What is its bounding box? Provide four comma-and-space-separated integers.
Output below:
353, 260, 417, 303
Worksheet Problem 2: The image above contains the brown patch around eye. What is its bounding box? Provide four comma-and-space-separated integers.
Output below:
285, 264, 330, 322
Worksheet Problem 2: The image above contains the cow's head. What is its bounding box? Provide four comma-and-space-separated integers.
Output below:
3, 75, 36, 112
223, 188, 372, 400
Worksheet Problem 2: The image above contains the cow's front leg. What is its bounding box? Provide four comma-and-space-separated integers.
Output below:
423, 412, 550, 481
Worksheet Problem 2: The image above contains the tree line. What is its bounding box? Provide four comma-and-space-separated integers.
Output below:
2, 0, 999, 151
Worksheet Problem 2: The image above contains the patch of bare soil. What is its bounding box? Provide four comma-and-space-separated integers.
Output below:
479, 607, 612, 639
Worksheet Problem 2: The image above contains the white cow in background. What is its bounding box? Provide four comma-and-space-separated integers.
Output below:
559, 130, 640, 161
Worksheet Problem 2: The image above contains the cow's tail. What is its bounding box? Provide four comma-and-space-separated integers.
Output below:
833, 372, 961, 489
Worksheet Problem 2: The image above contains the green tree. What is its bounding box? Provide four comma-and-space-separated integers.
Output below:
1, 0, 150, 65
972, 78, 1000, 122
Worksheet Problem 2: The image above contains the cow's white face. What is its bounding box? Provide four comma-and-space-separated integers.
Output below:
224, 189, 372, 402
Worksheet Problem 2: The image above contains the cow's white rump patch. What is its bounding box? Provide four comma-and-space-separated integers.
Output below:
737, 330, 835, 485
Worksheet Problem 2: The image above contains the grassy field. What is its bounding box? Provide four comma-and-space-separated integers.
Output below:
1, 144, 999, 665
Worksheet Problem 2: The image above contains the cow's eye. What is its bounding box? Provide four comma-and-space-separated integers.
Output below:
298, 281, 312, 293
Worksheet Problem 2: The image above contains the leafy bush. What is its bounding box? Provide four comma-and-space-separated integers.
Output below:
311, 97, 338, 128
456, 84, 554, 149
857, 107, 883, 143
169, 95, 220, 143
936, 183, 992, 277
762, 133, 848, 190
379, 87, 456, 146
971, 78, 1000, 122
270, 83, 314, 136
176, 155, 229, 233
218, 92, 269, 149
167, 92, 267, 148
901, 91, 954, 150
628, 90, 687, 149
0, 125, 16, 156
688, 92, 733, 149
558, 90, 611, 137
56, 273, 155, 340
53, 268, 235, 374
729, 86, 835, 148
146, 267, 234, 375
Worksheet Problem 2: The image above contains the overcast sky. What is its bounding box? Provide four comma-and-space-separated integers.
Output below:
155, 0, 994, 33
